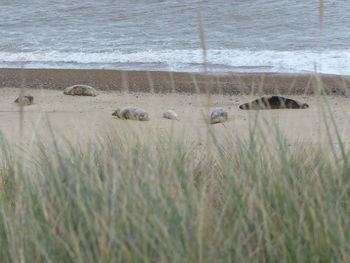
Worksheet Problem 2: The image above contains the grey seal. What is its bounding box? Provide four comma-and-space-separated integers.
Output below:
14, 95, 34, 106
210, 108, 228, 124
112, 107, 149, 121
64, 85, 98, 96
163, 110, 178, 120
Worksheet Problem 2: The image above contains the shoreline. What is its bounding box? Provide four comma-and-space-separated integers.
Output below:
0, 68, 349, 95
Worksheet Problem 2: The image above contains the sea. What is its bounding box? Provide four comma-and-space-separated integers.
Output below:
0, 0, 349, 74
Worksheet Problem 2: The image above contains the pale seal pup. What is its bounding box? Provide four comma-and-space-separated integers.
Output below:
14, 95, 34, 106
63, 85, 98, 96
210, 108, 228, 124
112, 107, 149, 121
163, 110, 178, 120
239, 96, 309, 110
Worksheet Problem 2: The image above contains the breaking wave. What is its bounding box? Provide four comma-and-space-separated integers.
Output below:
0, 49, 349, 75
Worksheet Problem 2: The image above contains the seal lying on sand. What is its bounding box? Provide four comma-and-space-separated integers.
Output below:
239, 96, 309, 110
14, 95, 34, 106
112, 107, 149, 121
64, 85, 98, 96
163, 110, 178, 120
210, 108, 228, 124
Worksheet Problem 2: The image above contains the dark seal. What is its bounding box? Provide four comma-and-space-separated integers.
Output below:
239, 96, 309, 110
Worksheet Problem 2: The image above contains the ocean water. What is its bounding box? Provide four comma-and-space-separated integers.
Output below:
0, 0, 349, 74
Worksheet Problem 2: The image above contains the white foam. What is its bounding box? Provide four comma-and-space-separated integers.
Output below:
0, 49, 349, 75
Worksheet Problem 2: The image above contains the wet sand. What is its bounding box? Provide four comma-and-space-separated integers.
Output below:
0, 68, 350, 95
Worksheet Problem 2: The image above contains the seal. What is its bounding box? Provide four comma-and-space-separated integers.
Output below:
63, 85, 98, 96
210, 108, 228, 124
14, 95, 34, 106
112, 107, 149, 121
163, 110, 178, 120
239, 96, 309, 110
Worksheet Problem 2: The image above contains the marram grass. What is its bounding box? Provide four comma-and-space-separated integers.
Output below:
0, 124, 349, 263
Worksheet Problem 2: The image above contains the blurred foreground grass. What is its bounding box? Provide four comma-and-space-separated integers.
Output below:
0, 115, 349, 263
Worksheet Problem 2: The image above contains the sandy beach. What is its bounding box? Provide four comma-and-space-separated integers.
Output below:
1, 69, 350, 146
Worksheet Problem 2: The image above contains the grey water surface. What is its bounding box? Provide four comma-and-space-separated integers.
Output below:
0, 0, 348, 73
